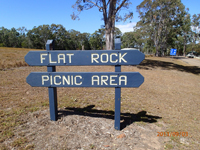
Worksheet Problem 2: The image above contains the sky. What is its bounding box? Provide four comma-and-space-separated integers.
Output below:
0, 0, 200, 34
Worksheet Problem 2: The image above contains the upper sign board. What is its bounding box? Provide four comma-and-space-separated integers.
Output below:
25, 50, 145, 66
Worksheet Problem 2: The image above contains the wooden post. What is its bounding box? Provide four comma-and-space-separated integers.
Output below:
114, 65, 121, 130
46, 40, 58, 121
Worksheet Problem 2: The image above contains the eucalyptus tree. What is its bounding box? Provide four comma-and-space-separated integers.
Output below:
190, 14, 200, 52
38, 25, 52, 49
90, 28, 105, 50
68, 29, 81, 50
121, 32, 135, 48
8, 28, 20, 47
51, 24, 69, 50
0, 27, 10, 47
17, 27, 28, 48
78, 32, 91, 50
137, 0, 186, 56
71, 0, 133, 50
179, 10, 191, 56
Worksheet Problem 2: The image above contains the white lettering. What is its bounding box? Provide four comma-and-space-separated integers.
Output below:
92, 75, 99, 85
50, 75, 53, 85
49, 53, 57, 63
71, 75, 73, 85
119, 75, 127, 85
91, 53, 99, 63
91, 53, 128, 64
74, 75, 82, 85
101, 75, 108, 85
110, 53, 118, 63
119, 53, 127, 63
58, 54, 65, 63
40, 53, 48, 63
66, 54, 74, 63
42, 75, 49, 85
110, 75, 117, 85
54, 75, 61, 85
62, 75, 70, 85
101, 53, 108, 63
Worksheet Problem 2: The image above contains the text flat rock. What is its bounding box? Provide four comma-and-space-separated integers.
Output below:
25, 50, 145, 66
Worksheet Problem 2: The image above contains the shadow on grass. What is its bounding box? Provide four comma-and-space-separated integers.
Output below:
138, 59, 200, 75
58, 105, 162, 130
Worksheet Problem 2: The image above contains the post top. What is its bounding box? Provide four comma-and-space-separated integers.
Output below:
46, 40, 54, 45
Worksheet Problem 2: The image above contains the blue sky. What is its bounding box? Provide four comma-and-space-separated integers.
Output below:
0, 0, 199, 34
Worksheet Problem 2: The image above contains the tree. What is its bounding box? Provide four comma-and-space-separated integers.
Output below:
68, 29, 81, 50
137, 0, 186, 56
51, 24, 69, 50
0, 27, 10, 47
71, 0, 133, 50
17, 27, 28, 48
179, 9, 191, 56
121, 32, 135, 48
190, 14, 200, 53
90, 29, 105, 49
78, 32, 91, 50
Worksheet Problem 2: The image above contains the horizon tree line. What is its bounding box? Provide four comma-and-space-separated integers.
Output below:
1, 0, 200, 56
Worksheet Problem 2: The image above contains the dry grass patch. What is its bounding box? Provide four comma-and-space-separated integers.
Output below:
0, 48, 200, 149
0, 47, 42, 70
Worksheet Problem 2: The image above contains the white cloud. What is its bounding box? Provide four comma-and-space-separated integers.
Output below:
116, 22, 137, 33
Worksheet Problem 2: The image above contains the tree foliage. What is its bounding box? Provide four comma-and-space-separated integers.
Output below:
136, 0, 187, 56
0, 24, 122, 50
71, 0, 133, 50
190, 14, 200, 51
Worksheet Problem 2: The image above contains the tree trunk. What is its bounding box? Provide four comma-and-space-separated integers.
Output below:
183, 35, 186, 56
104, 0, 116, 50
105, 27, 112, 50
155, 46, 161, 57
82, 45, 84, 50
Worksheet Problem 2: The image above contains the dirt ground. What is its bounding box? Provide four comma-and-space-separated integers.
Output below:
9, 109, 169, 150
0, 52, 200, 149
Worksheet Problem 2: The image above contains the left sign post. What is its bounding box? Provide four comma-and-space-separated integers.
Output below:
46, 40, 58, 121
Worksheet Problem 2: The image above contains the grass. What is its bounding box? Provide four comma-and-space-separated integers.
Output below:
0, 47, 200, 149
0, 47, 42, 70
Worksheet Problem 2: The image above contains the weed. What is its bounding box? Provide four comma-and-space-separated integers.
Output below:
164, 143, 174, 149
0, 130, 14, 142
12, 137, 28, 147
89, 144, 95, 149
170, 136, 179, 143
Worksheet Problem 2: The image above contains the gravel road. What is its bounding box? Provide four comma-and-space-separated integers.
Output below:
178, 57, 200, 67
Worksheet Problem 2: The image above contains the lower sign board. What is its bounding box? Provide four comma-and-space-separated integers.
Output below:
26, 72, 144, 88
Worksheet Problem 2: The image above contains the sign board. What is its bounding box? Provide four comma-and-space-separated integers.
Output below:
25, 40, 145, 130
26, 72, 144, 88
170, 49, 177, 56
25, 50, 145, 66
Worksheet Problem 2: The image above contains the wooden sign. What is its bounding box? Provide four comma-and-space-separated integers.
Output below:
25, 50, 145, 66
26, 72, 144, 88
25, 40, 145, 130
